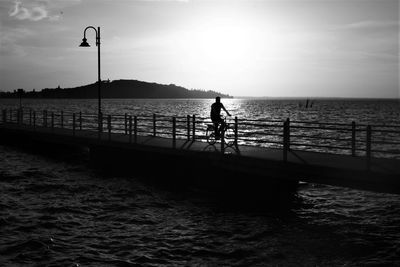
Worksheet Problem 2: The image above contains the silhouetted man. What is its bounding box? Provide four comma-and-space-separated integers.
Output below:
210, 96, 231, 139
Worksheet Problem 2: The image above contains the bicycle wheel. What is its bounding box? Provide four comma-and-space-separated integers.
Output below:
206, 126, 216, 145
224, 125, 235, 147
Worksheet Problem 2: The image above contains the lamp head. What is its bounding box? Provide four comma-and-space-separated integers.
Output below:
79, 38, 90, 47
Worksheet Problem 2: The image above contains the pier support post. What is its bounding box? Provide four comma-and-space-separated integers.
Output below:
73, 113, 76, 136
187, 115, 190, 140
134, 116, 137, 143
129, 115, 132, 143
172, 117, 176, 148
351, 121, 356, 156
366, 125, 372, 170
153, 114, 156, 137
192, 114, 196, 140
107, 115, 111, 141
124, 113, 128, 135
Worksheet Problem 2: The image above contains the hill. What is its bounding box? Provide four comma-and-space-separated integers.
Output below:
1, 80, 232, 99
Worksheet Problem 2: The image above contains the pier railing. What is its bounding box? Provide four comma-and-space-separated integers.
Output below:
2, 108, 400, 162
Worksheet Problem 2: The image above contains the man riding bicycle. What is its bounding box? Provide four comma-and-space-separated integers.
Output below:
210, 96, 231, 139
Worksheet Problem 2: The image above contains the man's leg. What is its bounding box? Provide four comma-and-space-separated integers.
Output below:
218, 120, 226, 137
213, 122, 219, 137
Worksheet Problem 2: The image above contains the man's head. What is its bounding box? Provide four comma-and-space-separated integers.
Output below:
216, 96, 220, 103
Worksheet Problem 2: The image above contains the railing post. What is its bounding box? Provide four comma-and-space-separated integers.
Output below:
124, 113, 128, 135
43, 110, 46, 127
134, 116, 137, 143
172, 116, 176, 148
98, 112, 102, 140
366, 125, 371, 170
108, 115, 111, 141
221, 126, 225, 152
192, 114, 196, 140
153, 113, 156, 137
129, 115, 133, 143
187, 115, 190, 140
20, 108, 23, 125
33, 111, 36, 130
61, 111, 64, 128
79, 111, 82, 130
72, 113, 76, 136
51, 112, 54, 132
17, 109, 20, 124
9, 109, 12, 122
97, 112, 103, 135
2, 109, 6, 123
234, 116, 238, 147
29, 109, 32, 126
286, 118, 290, 151
351, 121, 356, 156
283, 120, 288, 162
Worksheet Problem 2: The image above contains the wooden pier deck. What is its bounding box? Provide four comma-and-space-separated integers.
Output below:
1, 119, 399, 195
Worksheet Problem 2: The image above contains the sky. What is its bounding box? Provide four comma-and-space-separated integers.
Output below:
0, 0, 399, 98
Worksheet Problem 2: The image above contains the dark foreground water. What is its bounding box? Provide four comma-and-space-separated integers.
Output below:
1, 98, 400, 266
1, 145, 400, 266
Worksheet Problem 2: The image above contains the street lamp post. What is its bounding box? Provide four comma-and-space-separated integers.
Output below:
79, 26, 101, 117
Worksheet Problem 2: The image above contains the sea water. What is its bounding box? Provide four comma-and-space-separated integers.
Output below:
0, 98, 399, 266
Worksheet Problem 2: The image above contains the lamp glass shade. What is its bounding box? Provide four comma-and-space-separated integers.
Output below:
79, 38, 90, 47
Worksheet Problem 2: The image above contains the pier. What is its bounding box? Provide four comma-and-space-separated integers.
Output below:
1, 108, 400, 195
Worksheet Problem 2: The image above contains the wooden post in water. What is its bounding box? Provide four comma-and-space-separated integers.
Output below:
107, 115, 111, 141
153, 114, 156, 137
172, 117, 176, 148
129, 115, 132, 143
61, 111, 64, 128
134, 116, 137, 143
351, 121, 356, 156
192, 115, 196, 140
72, 113, 76, 136
187, 115, 190, 140
79, 112, 82, 130
366, 125, 372, 170
124, 113, 128, 135
234, 116, 238, 147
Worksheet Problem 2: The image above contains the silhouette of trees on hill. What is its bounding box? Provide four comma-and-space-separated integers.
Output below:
0, 80, 232, 99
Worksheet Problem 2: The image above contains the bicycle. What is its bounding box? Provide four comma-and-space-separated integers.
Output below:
206, 116, 235, 147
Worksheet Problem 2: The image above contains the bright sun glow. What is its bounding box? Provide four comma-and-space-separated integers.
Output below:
177, 18, 263, 72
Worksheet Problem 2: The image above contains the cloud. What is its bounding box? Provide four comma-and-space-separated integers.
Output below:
7, 0, 71, 21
